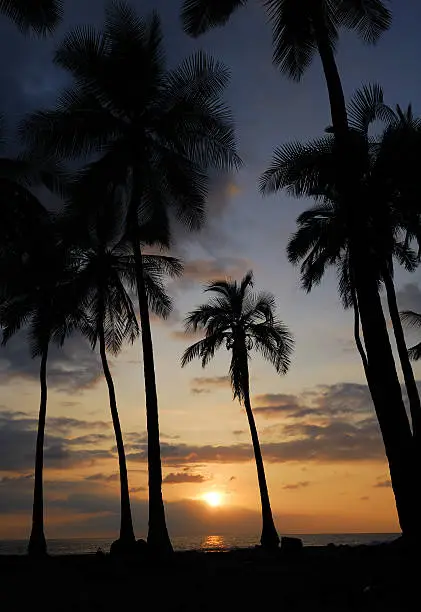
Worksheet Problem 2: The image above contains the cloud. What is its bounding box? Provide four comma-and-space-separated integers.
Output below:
193, 376, 231, 389
254, 394, 302, 418
126, 415, 384, 465
129, 486, 147, 493
374, 479, 392, 488
163, 472, 208, 484
85, 473, 119, 483
191, 388, 210, 395
254, 383, 375, 421
0, 409, 114, 472
232, 430, 246, 436
283, 481, 311, 490
0, 332, 102, 392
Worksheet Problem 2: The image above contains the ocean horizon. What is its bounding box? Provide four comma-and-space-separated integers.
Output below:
0, 533, 399, 555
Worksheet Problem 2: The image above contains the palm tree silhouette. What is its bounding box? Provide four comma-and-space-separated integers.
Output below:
61, 197, 183, 552
181, 271, 294, 549
1, 0, 63, 35
181, 0, 421, 536
21, 1, 240, 555
0, 220, 81, 556
181, 0, 390, 139
260, 84, 421, 537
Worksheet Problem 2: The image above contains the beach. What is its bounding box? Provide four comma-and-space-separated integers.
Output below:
0, 538, 414, 611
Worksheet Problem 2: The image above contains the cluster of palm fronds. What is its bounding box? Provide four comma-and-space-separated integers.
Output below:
4, 0, 421, 555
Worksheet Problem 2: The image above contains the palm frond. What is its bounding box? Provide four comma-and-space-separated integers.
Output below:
408, 342, 421, 361
260, 137, 335, 197
264, 0, 325, 81
401, 310, 421, 330
335, 0, 392, 45
347, 83, 395, 135
0, 0, 63, 35
181, 0, 247, 36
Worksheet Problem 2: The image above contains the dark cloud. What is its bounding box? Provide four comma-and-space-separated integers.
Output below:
163, 472, 208, 485
254, 383, 374, 421
374, 479, 392, 488
127, 415, 384, 465
0, 410, 113, 471
283, 481, 311, 490
0, 332, 101, 392
191, 388, 210, 395
232, 430, 246, 436
85, 473, 119, 483
254, 393, 302, 418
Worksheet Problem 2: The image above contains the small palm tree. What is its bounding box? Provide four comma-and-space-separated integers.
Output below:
62, 198, 183, 552
260, 84, 421, 538
181, 271, 294, 550
1, 0, 63, 35
21, 1, 240, 556
0, 221, 80, 556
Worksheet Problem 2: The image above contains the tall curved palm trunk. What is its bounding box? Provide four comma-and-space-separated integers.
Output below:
28, 346, 48, 556
98, 320, 135, 546
354, 262, 418, 536
383, 269, 421, 438
311, 8, 419, 537
130, 221, 172, 555
240, 344, 279, 549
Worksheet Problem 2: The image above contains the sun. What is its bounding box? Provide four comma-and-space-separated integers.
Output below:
202, 491, 224, 507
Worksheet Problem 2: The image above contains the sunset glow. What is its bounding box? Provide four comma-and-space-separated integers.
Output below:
202, 492, 224, 507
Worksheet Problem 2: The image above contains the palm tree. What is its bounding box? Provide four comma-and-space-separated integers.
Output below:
21, 1, 240, 555
181, 0, 390, 140
181, 271, 294, 549
1, 0, 63, 35
259, 85, 421, 538
61, 198, 183, 552
181, 1, 421, 537
0, 221, 80, 555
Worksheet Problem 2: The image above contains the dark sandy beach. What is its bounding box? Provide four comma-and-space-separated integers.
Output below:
0, 540, 414, 611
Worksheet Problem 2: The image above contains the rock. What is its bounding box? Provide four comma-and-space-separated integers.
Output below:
109, 538, 138, 557
281, 537, 303, 553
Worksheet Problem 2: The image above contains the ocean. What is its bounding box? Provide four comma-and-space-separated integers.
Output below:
0, 533, 399, 555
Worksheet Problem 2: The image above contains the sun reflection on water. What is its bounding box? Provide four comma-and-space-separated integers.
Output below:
200, 535, 226, 552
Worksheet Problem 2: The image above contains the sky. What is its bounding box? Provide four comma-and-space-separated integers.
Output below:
1, 0, 421, 541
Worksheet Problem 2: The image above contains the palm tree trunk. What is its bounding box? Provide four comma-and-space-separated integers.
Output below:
350, 283, 370, 376
383, 267, 421, 438
130, 223, 173, 556
311, 4, 349, 139
28, 346, 48, 556
240, 346, 279, 549
98, 321, 135, 546
354, 264, 419, 538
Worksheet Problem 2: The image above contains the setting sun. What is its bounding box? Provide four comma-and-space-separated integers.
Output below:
202, 492, 224, 507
